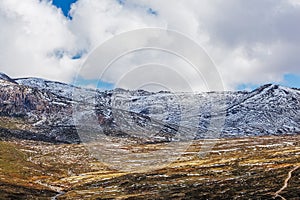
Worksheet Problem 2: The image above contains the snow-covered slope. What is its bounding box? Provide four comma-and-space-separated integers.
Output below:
0, 72, 17, 83
223, 84, 300, 136
90, 85, 300, 141
15, 78, 79, 99
0, 72, 299, 143
0, 75, 79, 143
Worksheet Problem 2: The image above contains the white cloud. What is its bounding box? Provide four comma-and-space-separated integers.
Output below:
0, 0, 299, 90
0, 0, 78, 82
68, 0, 164, 52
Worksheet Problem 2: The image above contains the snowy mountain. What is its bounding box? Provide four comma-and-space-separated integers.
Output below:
0, 76, 78, 143
0, 72, 17, 84
15, 77, 82, 99
0, 72, 299, 143
223, 84, 300, 136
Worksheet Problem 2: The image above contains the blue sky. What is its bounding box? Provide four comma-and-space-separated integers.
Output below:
73, 76, 114, 91
282, 74, 300, 89
52, 0, 77, 17
237, 74, 300, 91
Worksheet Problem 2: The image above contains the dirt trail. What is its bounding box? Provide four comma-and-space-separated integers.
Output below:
274, 165, 299, 200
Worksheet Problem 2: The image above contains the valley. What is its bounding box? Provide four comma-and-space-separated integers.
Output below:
0, 72, 300, 199
1, 135, 299, 199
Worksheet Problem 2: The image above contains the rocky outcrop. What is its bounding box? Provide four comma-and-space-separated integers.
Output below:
0, 78, 79, 143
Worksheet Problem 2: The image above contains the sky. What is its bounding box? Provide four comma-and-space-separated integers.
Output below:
0, 0, 299, 91
52, 0, 77, 18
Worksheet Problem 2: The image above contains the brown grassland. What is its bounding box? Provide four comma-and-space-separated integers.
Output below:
0, 134, 299, 199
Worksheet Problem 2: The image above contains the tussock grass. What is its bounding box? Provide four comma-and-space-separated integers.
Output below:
0, 135, 299, 199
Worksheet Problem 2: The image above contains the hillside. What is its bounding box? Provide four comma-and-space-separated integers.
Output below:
0, 72, 299, 144
0, 135, 299, 199
0, 72, 299, 199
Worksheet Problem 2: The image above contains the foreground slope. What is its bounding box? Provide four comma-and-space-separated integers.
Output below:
0, 135, 299, 199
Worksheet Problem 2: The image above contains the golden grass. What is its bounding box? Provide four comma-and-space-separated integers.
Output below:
0, 134, 299, 199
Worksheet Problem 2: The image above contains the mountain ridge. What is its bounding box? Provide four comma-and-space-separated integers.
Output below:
0, 72, 299, 144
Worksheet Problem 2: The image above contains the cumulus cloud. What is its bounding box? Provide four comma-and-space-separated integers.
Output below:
0, 0, 299, 90
68, 0, 163, 51
0, 0, 81, 82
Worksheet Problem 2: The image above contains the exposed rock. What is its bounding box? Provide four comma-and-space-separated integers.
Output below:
0, 72, 299, 143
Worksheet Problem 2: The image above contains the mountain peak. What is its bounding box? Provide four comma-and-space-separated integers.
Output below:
250, 83, 299, 96
0, 72, 17, 84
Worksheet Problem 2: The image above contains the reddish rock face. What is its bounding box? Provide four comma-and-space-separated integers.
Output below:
0, 79, 78, 143
0, 79, 71, 118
